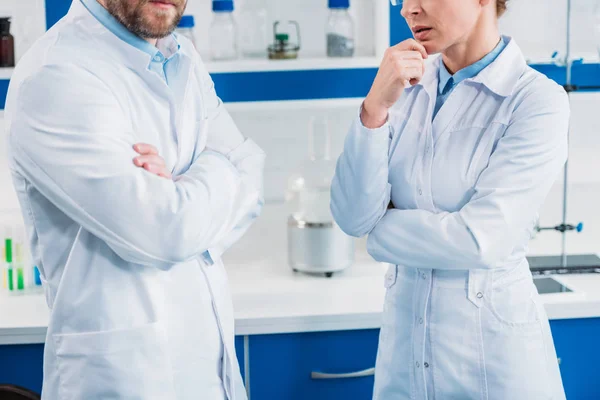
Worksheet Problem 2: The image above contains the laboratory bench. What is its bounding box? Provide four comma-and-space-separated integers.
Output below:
2, 205, 600, 399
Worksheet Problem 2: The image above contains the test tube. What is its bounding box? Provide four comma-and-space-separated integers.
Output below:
34, 266, 42, 286
15, 242, 25, 290
5, 235, 13, 291
2, 242, 6, 289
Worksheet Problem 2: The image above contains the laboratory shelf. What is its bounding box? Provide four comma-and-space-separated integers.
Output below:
225, 97, 363, 113
207, 57, 382, 74
0, 68, 14, 80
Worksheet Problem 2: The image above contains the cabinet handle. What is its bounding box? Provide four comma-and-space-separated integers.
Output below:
311, 367, 375, 380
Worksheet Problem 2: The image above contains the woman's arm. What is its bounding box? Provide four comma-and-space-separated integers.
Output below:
366, 80, 570, 270
331, 39, 428, 238
330, 109, 393, 238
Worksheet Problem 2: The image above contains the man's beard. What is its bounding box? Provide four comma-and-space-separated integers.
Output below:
105, 0, 186, 39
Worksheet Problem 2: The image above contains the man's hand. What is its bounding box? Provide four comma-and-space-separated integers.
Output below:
361, 39, 428, 129
133, 143, 172, 179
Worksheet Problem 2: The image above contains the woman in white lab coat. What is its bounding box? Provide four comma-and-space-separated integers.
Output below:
331, 0, 568, 398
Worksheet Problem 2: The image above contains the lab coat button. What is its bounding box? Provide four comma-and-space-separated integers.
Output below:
416, 361, 420, 368
418, 189, 423, 195
424, 362, 430, 368
421, 273, 426, 279
477, 292, 484, 299
419, 318, 423, 324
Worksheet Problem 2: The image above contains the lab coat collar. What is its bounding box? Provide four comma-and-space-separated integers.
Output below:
468, 36, 527, 97
409, 35, 526, 99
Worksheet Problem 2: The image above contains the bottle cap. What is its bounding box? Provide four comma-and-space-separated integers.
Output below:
213, 1, 234, 12
177, 15, 195, 28
329, 0, 350, 9
0, 17, 11, 34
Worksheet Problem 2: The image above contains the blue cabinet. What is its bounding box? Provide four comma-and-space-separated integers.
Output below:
236, 335, 246, 383
551, 318, 600, 400
248, 329, 380, 400
0, 343, 44, 394
0, 337, 247, 395
2, 320, 600, 399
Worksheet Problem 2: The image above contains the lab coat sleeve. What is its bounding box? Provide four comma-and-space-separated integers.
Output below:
330, 107, 392, 237
9, 64, 264, 269
196, 62, 265, 260
366, 81, 569, 270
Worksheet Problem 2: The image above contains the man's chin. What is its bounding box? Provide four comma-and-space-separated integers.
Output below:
139, 17, 179, 38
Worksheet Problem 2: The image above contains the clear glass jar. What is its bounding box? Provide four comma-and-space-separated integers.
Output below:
286, 117, 336, 224
209, 1, 237, 61
238, 0, 269, 59
176, 15, 197, 49
326, 0, 355, 58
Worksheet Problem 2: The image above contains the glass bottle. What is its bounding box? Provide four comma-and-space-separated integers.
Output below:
176, 15, 197, 49
209, 0, 237, 61
326, 0, 355, 58
0, 17, 15, 67
238, 0, 269, 59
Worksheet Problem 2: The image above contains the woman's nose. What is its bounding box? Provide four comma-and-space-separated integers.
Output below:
400, 0, 422, 18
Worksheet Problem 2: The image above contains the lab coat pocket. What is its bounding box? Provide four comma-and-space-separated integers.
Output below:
53, 322, 176, 400
486, 268, 540, 329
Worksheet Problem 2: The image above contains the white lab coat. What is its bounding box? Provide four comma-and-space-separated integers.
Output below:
4, 2, 264, 399
331, 37, 568, 399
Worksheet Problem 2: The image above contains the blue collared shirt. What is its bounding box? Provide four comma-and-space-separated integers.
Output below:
433, 37, 508, 119
80, 0, 180, 83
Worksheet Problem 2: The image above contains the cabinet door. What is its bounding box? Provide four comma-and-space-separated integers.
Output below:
248, 329, 380, 400
235, 335, 246, 383
551, 318, 600, 400
0, 343, 44, 394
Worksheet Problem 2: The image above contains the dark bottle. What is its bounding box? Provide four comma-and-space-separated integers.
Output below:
0, 17, 15, 68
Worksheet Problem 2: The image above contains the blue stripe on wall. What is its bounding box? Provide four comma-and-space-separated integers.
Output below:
0, 80, 8, 109
45, 0, 72, 29
211, 68, 378, 103
530, 64, 567, 86
571, 63, 600, 89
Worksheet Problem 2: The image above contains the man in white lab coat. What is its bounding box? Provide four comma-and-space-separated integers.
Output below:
4, 0, 264, 399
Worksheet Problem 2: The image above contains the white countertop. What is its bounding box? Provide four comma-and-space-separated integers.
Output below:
2, 204, 600, 345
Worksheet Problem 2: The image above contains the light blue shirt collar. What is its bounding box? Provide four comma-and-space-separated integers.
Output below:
438, 37, 508, 95
79, 0, 180, 62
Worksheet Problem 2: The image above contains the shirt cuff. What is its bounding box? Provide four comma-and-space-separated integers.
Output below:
358, 103, 391, 137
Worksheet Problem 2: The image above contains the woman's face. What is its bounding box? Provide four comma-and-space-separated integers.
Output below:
401, 0, 487, 54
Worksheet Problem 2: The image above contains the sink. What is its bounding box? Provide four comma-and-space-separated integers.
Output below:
533, 276, 573, 294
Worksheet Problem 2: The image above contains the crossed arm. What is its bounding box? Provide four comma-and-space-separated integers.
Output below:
9, 63, 264, 270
